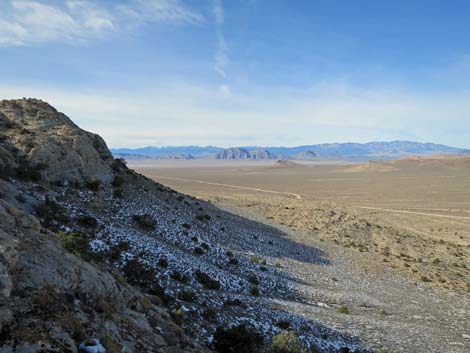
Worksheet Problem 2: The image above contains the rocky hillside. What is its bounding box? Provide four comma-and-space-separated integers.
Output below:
0, 99, 371, 353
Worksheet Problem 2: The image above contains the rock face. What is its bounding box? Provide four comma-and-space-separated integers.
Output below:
216, 147, 251, 159
249, 149, 275, 160
0, 99, 114, 183
296, 150, 318, 159
216, 148, 275, 160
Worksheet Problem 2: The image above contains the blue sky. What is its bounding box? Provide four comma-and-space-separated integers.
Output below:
1, 0, 470, 148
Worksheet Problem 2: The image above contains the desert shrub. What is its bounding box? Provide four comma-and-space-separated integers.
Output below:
276, 320, 290, 330
132, 214, 156, 231
122, 259, 163, 296
195, 214, 211, 222
113, 188, 123, 198
16, 161, 44, 182
203, 307, 218, 320
171, 308, 185, 325
158, 257, 168, 267
226, 250, 233, 257
111, 175, 124, 188
223, 298, 242, 307
182, 223, 191, 230
194, 270, 221, 290
250, 286, 260, 297
201, 242, 209, 250
228, 258, 239, 265
271, 331, 303, 353
251, 255, 261, 264
108, 241, 130, 261
213, 324, 263, 353
178, 289, 196, 302
76, 215, 98, 228
194, 246, 204, 256
336, 305, 349, 314
171, 270, 189, 284
86, 179, 101, 191
191, 236, 199, 243
15, 193, 26, 203
248, 274, 259, 285
58, 231, 93, 261
111, 158, 127, 172
32, 284, 67, 313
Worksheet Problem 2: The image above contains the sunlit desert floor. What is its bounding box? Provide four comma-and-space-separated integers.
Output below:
130, 158, 470, 353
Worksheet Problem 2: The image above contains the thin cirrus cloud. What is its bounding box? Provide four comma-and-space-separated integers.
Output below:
0, 0, 204, 46
212, 0, 228, 79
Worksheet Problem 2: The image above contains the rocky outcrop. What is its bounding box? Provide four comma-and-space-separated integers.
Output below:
0, 99, 114, 183
296, 150, 318, 159
216, 148, 275, 160
216, 147, 251, 159
249, 149, 275, 160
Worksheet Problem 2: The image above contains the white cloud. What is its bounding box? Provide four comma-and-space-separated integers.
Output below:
212, 0, 228, 78
0, 0, 204, 46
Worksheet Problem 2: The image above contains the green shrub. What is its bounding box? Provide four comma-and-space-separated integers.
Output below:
271, 331, 303, 353
171, 308, 185, 325
213, 324, 263, 353
336, 305, 349, 314
58, 231, 92, 261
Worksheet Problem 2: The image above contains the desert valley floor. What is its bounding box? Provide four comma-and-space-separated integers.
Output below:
130, 158, 470, 353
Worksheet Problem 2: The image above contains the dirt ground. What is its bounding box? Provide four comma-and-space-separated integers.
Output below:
130, 158, 470, 294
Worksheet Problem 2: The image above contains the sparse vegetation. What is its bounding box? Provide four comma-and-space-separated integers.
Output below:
271, 331, 304, 353
58, 231, 93, 261
336, 305, 349, 314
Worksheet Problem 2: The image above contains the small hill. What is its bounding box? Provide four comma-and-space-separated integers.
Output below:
272, 159, 302, 168
345, 154, 470, 173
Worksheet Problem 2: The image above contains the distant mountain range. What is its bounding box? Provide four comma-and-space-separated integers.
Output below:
111, 141, 466, 161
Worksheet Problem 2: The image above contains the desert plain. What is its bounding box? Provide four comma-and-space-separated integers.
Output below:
130, 155, 470, 353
